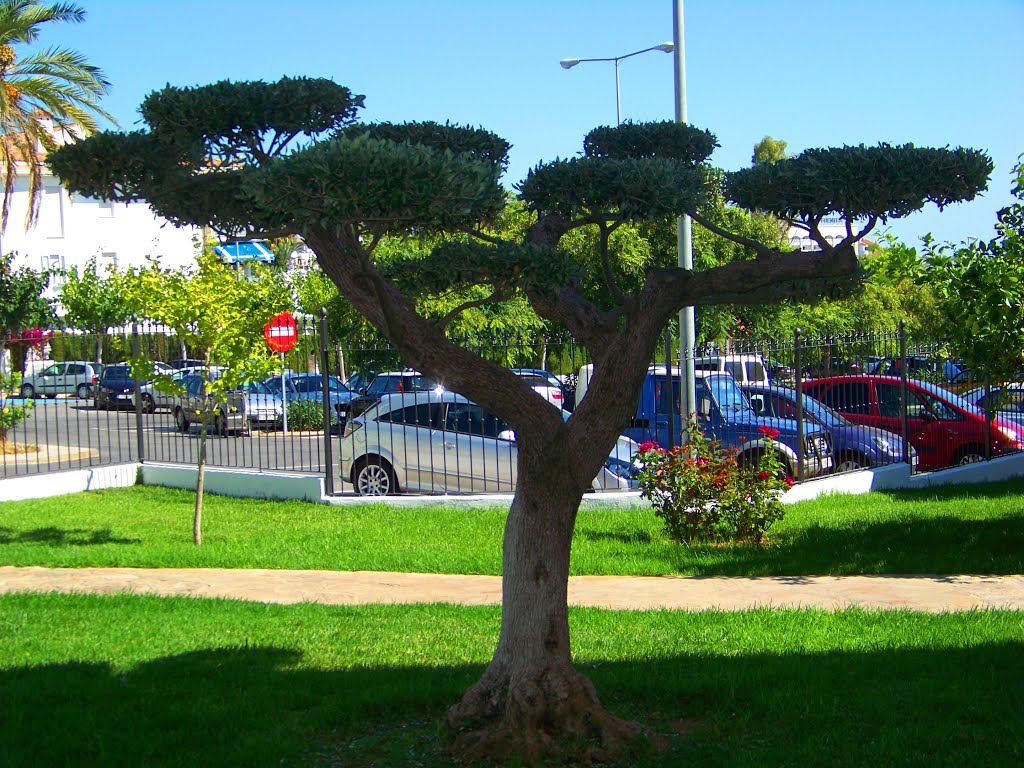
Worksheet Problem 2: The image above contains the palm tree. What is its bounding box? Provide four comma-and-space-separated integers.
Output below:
0, 1, 113, 231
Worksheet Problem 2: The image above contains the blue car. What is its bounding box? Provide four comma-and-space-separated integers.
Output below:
741, 383, 916, 472
577, 365, 833, 479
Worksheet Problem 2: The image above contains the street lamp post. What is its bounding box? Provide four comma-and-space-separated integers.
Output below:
560, 42, 674, 125
673, 0, 696, 434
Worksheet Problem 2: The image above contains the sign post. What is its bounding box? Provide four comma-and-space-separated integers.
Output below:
264, 312, 298, 435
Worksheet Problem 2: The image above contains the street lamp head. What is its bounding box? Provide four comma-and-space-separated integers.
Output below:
654, 42, 675, 53
559, 58, 581, 70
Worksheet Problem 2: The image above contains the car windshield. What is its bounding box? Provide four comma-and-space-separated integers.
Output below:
707, 375, 751, 413
790, 391, 849, 427
914, 379, 984, 415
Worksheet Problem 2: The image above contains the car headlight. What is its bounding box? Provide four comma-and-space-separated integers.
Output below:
871, 435, 894, 452
998, 426, 1021, 443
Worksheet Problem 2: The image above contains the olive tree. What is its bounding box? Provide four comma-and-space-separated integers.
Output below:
48, 77, 991, 764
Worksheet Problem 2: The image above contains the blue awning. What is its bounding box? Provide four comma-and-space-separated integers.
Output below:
214, 241, 274, 264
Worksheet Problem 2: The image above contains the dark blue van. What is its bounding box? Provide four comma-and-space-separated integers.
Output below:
578, 365, 832, 478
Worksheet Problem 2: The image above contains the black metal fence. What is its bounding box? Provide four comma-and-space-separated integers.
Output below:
1, 321, 1018, 492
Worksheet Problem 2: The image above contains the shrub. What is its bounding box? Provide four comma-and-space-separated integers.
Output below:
286, 398, 325, 430
1, 372, 34, 444
634, 423, 791, 545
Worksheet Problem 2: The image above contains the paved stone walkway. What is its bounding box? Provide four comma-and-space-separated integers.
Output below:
1, 566, 1022, 612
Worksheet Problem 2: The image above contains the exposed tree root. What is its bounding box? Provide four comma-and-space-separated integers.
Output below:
444, 664, 653, 766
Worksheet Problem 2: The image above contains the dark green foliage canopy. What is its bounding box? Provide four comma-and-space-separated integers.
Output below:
519, 156, 706, 221
727, 143, 992, 223
47, 76, 993, 330
583, 120, 718, 163
341, 121, 510, 173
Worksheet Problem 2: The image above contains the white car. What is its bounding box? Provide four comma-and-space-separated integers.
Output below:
511, 368, 567, 410
341, 391, 637, 495
19, 361, 102, 399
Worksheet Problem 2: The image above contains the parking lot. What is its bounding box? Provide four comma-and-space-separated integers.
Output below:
2, 395, 341, 481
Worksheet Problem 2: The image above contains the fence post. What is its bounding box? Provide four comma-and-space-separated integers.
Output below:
132, 322, 145, 463
899, 321, 910, 469
319, 308, 335, 496
794, 327, 804, 482
984, 375, 992, 461
664, 327, 675, 449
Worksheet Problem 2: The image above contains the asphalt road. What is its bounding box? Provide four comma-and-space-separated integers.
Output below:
2, 394, 340, 482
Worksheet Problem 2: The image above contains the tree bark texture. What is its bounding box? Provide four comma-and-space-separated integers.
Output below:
444, 439, 644, 764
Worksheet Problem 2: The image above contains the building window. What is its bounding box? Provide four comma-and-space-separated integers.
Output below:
42, 254, 65, 285
100, 251, 118, 271
44, 186, 64, 238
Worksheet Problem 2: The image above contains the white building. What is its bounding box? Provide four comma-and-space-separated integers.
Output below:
787, 215, 872, 256
1, 117, 202, 306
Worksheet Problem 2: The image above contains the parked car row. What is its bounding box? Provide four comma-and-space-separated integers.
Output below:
801, 375, 1024, 471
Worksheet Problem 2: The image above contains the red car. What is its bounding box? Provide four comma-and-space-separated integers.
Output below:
801, 376, 1024, 471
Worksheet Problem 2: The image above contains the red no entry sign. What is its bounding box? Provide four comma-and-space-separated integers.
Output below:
264, 311, 298, 353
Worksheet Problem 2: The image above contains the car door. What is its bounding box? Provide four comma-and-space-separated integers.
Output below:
367, 400, 445, 492
36, 363, 65, 395
441, 402, 515, 492
876, 382, 966, 470
810, 381, 875, 427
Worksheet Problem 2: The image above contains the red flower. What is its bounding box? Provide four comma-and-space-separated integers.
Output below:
757, 471, 771, 480
638, 441, 661, 454
783, 476, 794, 488
757, 425, 781, 440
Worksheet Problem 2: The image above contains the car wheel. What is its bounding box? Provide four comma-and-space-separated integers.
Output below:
174, 408, 190, 434
955, 446, 985, 465
76, 383, 91, 399
835, 452, 866, 473
140, 393, 156, 414
353, 457, 398, 496
19, 384, 35, 399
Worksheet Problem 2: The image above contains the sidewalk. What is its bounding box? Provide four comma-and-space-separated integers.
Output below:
1, 567, 1022, 612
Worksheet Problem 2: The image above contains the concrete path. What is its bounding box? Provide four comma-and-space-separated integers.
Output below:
1, 567, 1022, 612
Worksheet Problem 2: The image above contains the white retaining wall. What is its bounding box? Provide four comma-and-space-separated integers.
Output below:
2, 453, 1024, 505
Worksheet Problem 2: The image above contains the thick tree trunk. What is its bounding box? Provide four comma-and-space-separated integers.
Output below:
444, 442, 643, 764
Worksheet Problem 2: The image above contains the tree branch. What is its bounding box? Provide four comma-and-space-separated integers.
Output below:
435, 287, 511, 332
689, 209, 776, 258
598, 222, 631, 310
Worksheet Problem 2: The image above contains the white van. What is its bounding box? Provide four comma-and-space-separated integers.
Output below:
692, 354, 769, 386
575, 354, 770, 408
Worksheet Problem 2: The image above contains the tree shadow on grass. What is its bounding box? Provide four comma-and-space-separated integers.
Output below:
0, 526, 141, 546
2, 622, 1021, 767
653, 515, 1024, 577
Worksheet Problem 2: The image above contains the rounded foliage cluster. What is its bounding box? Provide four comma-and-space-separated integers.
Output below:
583, 120, 718, 163
520, 156, 706, 221
340, 121, 510, 174
141, 77, 364, 146
247, 131, 506, 233
727, 143, 993, 223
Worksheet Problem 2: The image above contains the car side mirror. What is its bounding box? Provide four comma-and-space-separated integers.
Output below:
497, 429, 517, 443
699, 397, 712, 420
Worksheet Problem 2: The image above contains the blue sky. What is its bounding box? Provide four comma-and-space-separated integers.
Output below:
58, 0, 1023, 247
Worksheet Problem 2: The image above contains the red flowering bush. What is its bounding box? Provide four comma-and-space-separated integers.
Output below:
633, 421, 790, 545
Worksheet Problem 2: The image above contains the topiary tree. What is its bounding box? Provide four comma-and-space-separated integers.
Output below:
922, 154, 1024, 386
48, 77, 991, 765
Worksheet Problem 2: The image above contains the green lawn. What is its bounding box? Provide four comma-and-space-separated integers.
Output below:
3, 480, 1022, 766
1, 593, 1021, 768
1, 480, 1023, 575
